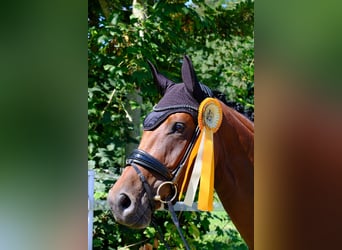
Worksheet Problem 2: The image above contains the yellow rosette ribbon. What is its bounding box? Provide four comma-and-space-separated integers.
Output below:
181, 98, 222, 211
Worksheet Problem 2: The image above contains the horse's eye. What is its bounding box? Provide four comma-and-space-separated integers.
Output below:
172, 122, 185, 133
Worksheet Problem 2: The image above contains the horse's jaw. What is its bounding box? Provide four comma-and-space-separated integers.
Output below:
107, 186, 152, 229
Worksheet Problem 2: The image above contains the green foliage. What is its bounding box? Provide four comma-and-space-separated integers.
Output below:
190, 35, 254, 108
89, 0, 253, 249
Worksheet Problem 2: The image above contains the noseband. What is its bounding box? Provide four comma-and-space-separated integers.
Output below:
126, 149, 172, 181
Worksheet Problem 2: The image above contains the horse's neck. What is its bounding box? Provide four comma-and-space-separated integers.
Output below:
215, 105, 254, 173
214, 104, 254, 248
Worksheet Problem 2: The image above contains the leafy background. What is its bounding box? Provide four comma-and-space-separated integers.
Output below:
88, 0, 254, 249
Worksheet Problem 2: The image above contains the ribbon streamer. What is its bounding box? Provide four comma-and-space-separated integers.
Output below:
183, 129, 205, 206
197, 126, 215, 211
179, 129, 202, 200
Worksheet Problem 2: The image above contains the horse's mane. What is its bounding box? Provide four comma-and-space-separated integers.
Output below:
212, 90, 254, 122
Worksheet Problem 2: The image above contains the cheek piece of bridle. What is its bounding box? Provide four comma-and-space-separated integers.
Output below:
126, 126, 200, 250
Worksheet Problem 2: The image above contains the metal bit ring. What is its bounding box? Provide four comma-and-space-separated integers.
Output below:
154, 181, 178, 204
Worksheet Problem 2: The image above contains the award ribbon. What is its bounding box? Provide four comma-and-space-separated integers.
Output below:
182, 98, 222, 211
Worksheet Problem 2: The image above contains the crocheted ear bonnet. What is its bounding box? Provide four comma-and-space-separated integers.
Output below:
143, 55, 213, 131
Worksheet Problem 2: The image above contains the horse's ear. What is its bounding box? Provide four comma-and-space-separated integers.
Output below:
181, 55, 207, 102
147, 60, 175, 95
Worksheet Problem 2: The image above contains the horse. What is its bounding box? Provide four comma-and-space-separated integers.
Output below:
108, 55, 254, 249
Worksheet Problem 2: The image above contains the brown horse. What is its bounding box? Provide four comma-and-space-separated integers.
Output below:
108, 56, 254, 249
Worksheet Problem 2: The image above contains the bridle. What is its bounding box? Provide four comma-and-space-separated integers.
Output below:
127, 124, 200, 180
125, 119, 201, 250
126, 123, 200, 201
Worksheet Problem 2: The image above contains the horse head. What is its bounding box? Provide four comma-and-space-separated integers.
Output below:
107, 55, 212, 228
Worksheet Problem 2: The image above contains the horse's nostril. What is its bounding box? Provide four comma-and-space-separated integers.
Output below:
118, 193, 131, 210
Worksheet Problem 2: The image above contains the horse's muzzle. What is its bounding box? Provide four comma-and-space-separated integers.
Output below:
107, 187, 151, 229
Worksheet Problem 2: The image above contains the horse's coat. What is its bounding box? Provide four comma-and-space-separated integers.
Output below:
108, 55, 254, 249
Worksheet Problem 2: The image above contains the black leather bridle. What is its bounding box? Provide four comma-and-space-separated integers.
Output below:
126, 126, 200, 182
125, 125, 200, 250
126, 83, 213, 189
